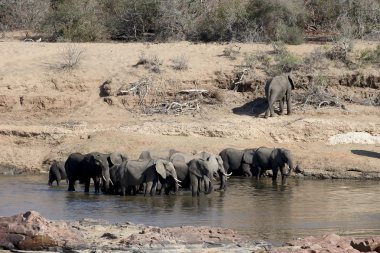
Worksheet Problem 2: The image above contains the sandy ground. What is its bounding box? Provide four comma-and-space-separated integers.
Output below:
0, 38, 379, 178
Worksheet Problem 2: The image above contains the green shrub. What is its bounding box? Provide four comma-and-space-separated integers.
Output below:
242, 52, 256, 69
276, 25, 304, 45
42, 0, 106, 42
357, 44, 380, 65
271, 42, 301, 72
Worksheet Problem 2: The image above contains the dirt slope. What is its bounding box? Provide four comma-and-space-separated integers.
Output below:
0, 38, 379, 178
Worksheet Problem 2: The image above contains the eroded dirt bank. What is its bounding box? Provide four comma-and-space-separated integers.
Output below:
1, 211, 379, 253
0, 41, 379, 179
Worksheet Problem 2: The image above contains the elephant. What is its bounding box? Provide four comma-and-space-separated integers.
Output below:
264, 73, 295, 118
219, 148, 257, 177
194, 151, 230, 190
251, 147, 295, 183
48, 160, 67, 186
104, 153, 129, 194
64, 152, 124, 193
117, 158, 180, 196
170, 152, 220, 196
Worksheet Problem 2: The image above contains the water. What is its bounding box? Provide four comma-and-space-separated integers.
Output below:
0, 175, 379, 244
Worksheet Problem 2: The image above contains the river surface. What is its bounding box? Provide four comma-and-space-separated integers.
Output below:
0, 175, 379, 244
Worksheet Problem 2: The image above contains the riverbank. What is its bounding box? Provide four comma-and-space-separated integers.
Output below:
0, 40, 379, 179
1, 211, 379, 252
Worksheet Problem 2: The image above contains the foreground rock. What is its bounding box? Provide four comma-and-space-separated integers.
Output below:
1, 211, 379, 252
272, 233, 380, 253
0, 211, 269, 252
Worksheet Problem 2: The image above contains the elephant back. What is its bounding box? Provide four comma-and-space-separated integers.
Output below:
170, 152, 193, 164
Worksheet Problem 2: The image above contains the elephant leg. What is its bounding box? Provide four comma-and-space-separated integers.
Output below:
242, 163, 252, 177
256, 167, 262, 181
272, 167, 279, 182
149, 180, 158, 196
68, 180, 76, 191
279, 98, 285, 115
120, 186, 126, 196
84, 178, 91, 192
94, 178, 100, 193
145, 181, 153, 196
286, 91, 292, 115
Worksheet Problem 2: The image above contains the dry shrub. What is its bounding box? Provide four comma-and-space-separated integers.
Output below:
325, 38, 353, 64
222, 45, 240, 60
301, 47, 330, 74
135, 52, 162, 73
58, 44, 85, 70
295, 75, 344, 109
170, 55, 189, 70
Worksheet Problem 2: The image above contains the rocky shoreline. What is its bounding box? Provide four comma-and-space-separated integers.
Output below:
1, 211, 379, 253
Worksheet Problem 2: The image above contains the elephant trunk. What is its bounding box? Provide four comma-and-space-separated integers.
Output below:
204, 173, 214, 194
218, 172, 227, 190
287, 159, 295, 176
102, 169, 110, 191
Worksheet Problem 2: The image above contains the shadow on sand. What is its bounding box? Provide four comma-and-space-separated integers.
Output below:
232, 98, 268, 117
351, 150, 380, 159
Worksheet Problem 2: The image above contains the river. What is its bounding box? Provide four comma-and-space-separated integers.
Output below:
0, 175, 379, 245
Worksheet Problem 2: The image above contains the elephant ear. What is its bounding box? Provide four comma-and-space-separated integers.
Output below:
189, 160, 203, 178
288, 74, 295, 90
242, 150, 254, 164
110, 152, 123, 166
155, 160, 167, 179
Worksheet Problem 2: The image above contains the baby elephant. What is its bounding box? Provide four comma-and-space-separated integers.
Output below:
48, 160, 67, 186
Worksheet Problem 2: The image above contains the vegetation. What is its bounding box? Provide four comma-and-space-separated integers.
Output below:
0, 0, 379, 43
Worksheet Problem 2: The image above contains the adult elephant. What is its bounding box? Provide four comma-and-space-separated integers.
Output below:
103, 153, 129, 194
118, 159, 180, 196
264, 73, 295, 118
48, 160, 67, 186
65, 152, 118, 193
170, 152, 220, 196
195, 151, 230, 190
251, 147, 295, 183
219, 148, 256, 177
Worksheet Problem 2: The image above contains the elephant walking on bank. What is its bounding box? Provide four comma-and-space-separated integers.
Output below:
117, 159, 180, 196
264, 73, 295, 118
219, 148, 256, 177
252, 147, 295, 183
48, 160, 67, 186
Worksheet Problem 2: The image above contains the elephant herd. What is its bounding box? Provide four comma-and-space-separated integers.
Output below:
48, 147, 297, 197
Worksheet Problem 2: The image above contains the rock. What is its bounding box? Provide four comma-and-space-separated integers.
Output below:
351, 237, 380, 252
0, 211, 84, 250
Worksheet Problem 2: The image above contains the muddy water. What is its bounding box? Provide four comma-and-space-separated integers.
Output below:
0, 175, 379, 244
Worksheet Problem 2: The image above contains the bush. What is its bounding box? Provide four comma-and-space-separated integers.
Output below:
42, 0, 106, 41
58, 44, 85, 70
170, 55, 189, 70
222, 45, 240, 60
0, 0, 50, 32
241, 52, 256, 69
271, 42, 301, 72
136, 51, 163, 73
357, 44, 380, 65
325, 38, 354, 63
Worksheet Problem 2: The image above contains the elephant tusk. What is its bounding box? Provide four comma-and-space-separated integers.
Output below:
177, 183, 182, 188
174, 178, 182, 183
223, 172, 232, 177
103, 176, 113, 186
